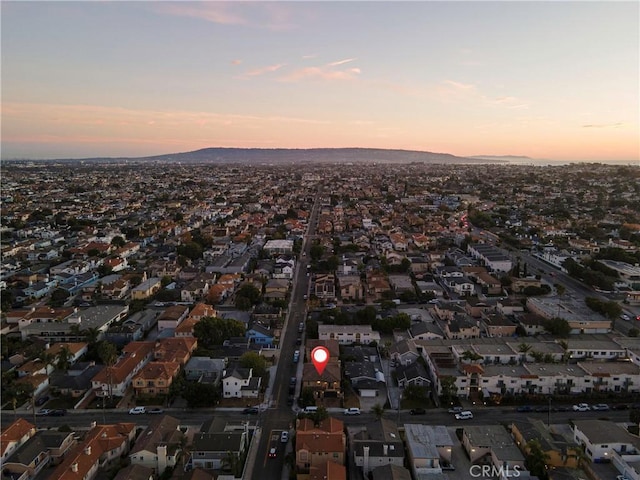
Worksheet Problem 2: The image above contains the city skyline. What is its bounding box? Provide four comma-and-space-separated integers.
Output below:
1, 1, 638, 162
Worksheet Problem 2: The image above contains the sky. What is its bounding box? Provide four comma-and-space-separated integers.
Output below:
1, 1, 638, 162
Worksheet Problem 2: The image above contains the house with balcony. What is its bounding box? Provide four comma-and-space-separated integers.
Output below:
295, 417, 346, 473
91, 341, 154, 398
48, 423, 136, 480
1, 419, 36, 468
404, 424, 454, 476
461, 425, 527, 474
129, 415, 183, 477
314, 274, 336, 301
190, 429, 248, 471
302, 362, 342, 403
1, 430, 76, 480
157, 305, 189, 332
132, 361, 181, 397
573, 419, 640, 464
318, 325, 380, 345
222, 366, 261, 399
353, 419, 404, 476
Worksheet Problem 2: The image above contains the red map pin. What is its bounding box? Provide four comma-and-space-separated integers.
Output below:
311, 346, 330, 375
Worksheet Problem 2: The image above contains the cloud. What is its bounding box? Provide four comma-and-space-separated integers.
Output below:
242, 63, 286, 77
443, 80, 476, 91
154, 2, 297, 31
231, 60, 242, 66
279, 66, 361, 82
582, 123, 624, 128
482, 95, 530, 109
327, 58, 356, 67
156, 3, 249, 26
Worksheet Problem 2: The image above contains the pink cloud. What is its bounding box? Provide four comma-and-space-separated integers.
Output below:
243, 63, 286, 77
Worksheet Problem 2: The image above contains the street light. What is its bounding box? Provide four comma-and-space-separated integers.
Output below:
547, 396, 551, 428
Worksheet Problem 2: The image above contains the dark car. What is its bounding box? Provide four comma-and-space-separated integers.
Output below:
148, 407, 165, 414
49, 409, 67, 416
410, 408, 426, 415
243, 407, 259, 415
535, 406, 550, 413
286, 396, 295, 406
612, 403, 629, 410
35, 396, 50, 406
516, 405, 533, 413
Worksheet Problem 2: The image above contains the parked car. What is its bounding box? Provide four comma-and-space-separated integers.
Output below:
344, 407, 361, 415
591, 403, 610, 411
286, 395, 295, 406
35, 396, 50, 406
49, 409, 67, 416
612, 403, 629, 410
147, 407, 165, 414
36, 409, 52, 416
128, 406, 146, 415
410, 408, 426, 415
454, 411, 473, 420
621, 314, 631, 321
447, 406, 463, 414
280, 431, 289, 443
572, 403, 590, 412
243, 407, 259, 415
516, 406, 533, 413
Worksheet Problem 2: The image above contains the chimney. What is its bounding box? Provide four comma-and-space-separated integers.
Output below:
157, 444, 168, 475
363, 445, 370, 475
71, 462, 78, 473
84, 445, 92, 455
383, 444, 388, 456
90, 421, 97, 428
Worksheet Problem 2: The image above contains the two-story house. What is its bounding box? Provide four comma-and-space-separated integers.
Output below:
296, 417, 346, 473
129, 415, 184, 476
222, 367, 261, 399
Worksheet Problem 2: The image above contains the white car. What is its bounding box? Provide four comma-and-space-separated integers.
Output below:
455, 411, 473, 420
621, 314, 631, 321
344, 407, 361, 415
128, 406, 146, 415
572, 403, 590, 412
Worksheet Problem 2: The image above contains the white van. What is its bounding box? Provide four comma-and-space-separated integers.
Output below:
454, 411, 473, 420
303, 406, 318, 413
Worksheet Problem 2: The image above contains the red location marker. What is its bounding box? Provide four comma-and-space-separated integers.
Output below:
311, 346, 330, 376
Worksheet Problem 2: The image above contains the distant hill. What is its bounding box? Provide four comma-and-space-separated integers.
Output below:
9, 147, 509, 165
130, 147, 498, 165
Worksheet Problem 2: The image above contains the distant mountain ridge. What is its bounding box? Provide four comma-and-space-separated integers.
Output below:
6, 147, 515, 164
124, 147, 502, 165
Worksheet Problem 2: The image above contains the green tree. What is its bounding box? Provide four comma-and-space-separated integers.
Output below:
629, 328, 640, 338
309, 244, 324, 261
440, 376, 458, 405
177, 241, 203, 261
525, 438, 550, 480
372, 403, 385, 419
183, 382, 220, 408
48, 288, 70, 307
239, 351, 268, 378
111, 236, 126, 248
194, 317, 246, 348
543, 317, 571, 337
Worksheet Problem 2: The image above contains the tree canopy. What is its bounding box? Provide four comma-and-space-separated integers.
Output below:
194, 317, 246, 347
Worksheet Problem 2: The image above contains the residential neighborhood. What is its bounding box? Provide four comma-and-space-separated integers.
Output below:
1, 160, 639, 480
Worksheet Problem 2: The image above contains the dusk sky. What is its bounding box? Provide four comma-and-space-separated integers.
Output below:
1, 1, 638, 162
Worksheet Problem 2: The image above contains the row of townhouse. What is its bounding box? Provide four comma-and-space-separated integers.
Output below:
400, 334, 640, 399
1, 415, 185, 480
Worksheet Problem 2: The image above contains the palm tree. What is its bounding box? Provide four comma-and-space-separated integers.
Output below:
83, 327, 101, 345
372, 403, 385, 420
461, 350, 483, 363
518, 343, 532, 364
56, 345, 73, 371
525, 438, 551, 479
97, 341, 118, 401
558, 340, 570, 363
221, 451, 241, 476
